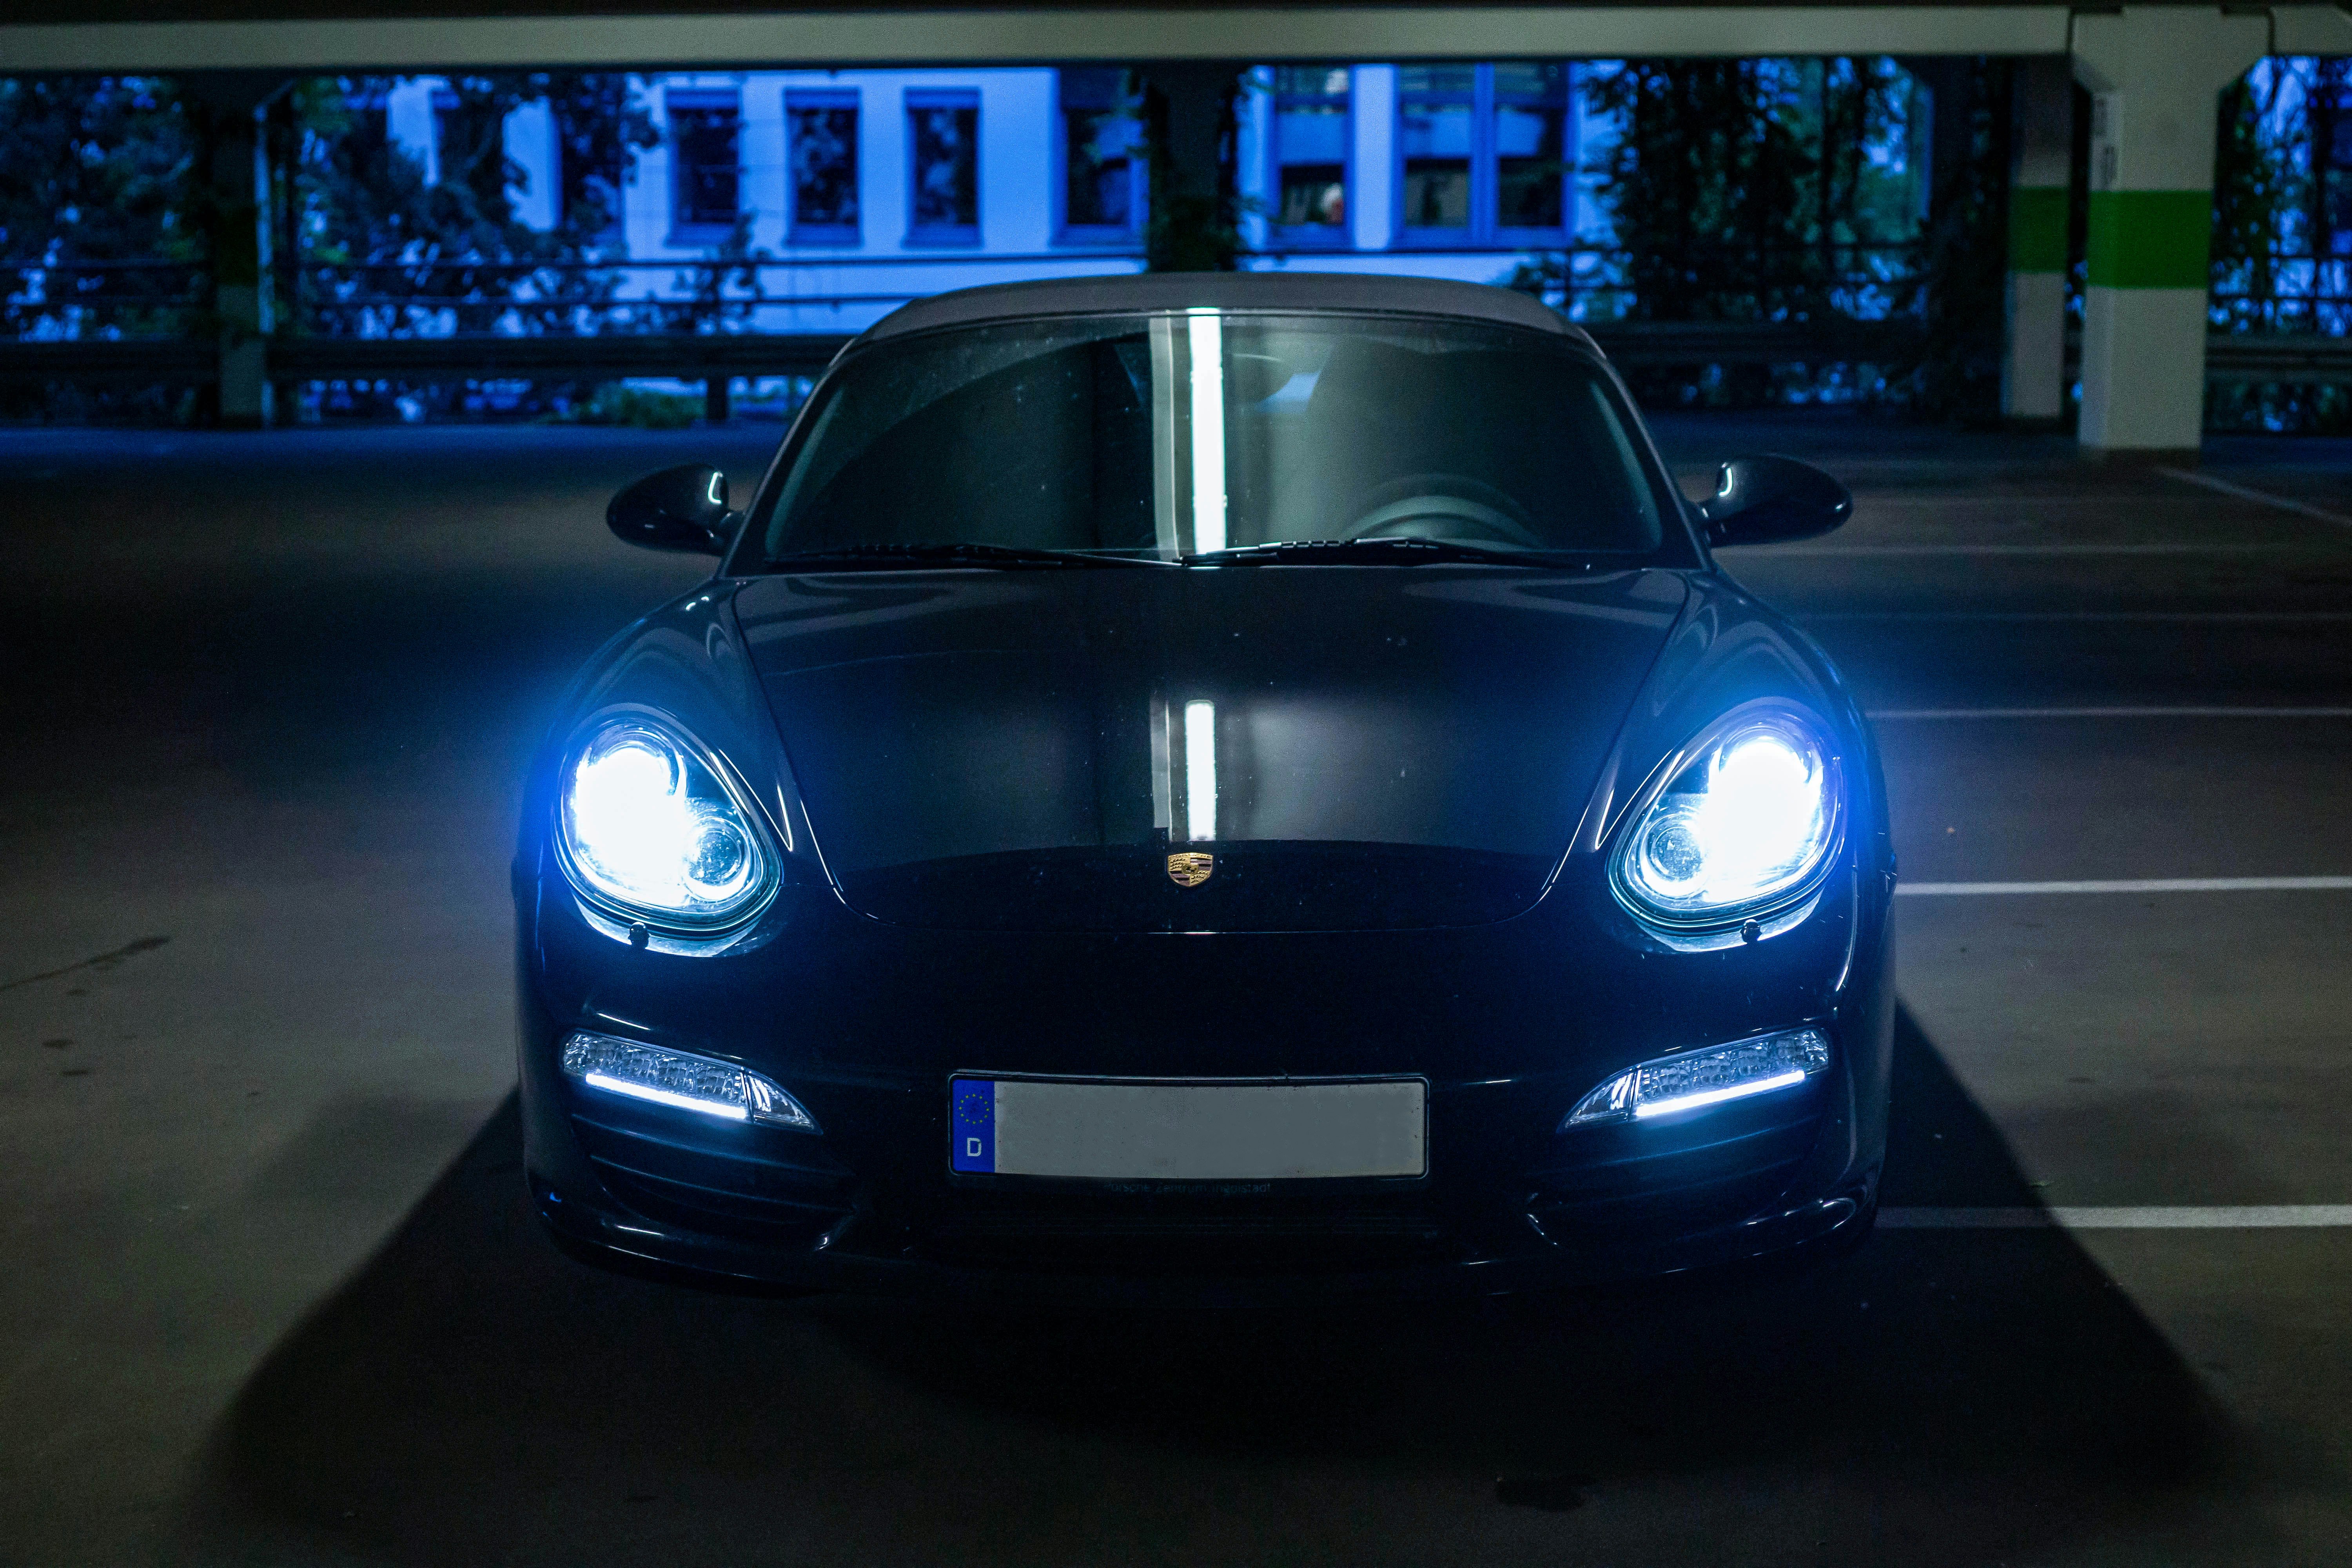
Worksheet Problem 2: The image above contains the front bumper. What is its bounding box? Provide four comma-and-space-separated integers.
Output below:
515, 840, 1894, 1301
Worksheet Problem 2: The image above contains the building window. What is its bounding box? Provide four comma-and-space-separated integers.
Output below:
668, 89, 741, 237
788, 88, 860, 244
1494, 63, 1572, 235
1397, 65, 1475, 235
1397, 62, 1573, 246
1057, 68, 1144, 243
1269, 66, 1351, 240
907, 88, 980, 244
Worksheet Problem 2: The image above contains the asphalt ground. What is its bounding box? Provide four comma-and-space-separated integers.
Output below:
1, 412, 2347, 1566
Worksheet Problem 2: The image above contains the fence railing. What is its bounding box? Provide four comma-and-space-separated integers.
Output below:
9, 241, 1942, 343
16, 247, 2352, 400
3, 259, 210, 339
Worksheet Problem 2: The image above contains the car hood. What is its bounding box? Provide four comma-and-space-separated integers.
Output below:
733, 566, 1688, 931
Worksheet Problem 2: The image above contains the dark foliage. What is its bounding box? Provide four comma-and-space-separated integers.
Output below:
1898, 58, 2013, 424
292, 73, 661, 342
2207, 60, 2352, 432
0, 75, 204, 418
1557, 57, 1929, 410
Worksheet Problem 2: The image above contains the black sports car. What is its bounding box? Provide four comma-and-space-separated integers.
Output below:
517, 273, 1894, 1301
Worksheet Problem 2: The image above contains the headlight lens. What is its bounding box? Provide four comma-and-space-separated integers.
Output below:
556, 715, 776, 931
1610, 707, 1841, 929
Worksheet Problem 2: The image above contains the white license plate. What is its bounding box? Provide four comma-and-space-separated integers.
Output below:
950, 1076, 1427, 1180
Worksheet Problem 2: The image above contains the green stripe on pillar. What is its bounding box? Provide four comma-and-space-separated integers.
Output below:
2009, 187, 2068, 273
2085, 189, 2212, 289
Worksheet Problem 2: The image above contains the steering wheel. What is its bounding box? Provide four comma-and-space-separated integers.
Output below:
1338, 474, 1549, 550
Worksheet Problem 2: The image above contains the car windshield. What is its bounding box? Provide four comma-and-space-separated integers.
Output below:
748, 311, 1688, 566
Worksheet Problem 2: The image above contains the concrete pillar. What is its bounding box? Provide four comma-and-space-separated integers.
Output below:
187, 74, 280, 427
1143, 62, 1244, 270
2003, 56, 2072, 425
2069, 7, 2267, 459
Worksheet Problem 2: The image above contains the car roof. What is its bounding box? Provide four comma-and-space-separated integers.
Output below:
860, 271, 1593, 348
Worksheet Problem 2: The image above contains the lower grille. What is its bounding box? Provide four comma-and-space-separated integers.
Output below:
1524, 1104, 1822, 1236
571, 1111, 853, 1243
917, 1210, 1452, 1274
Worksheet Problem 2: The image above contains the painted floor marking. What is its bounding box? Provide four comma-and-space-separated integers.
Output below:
1747, 542, 2303, 557
1868, 706, 2352, 720
2157, 465, 2352, 528
1808, 610, 2352, 623
1898, 877, 2352, 896
1883, 1206, 2352, 1230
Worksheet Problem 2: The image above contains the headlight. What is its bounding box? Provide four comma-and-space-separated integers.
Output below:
1609, 704, 1842, 930
555, 713, 777, 932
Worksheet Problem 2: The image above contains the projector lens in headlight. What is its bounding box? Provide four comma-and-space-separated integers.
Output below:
556, 713, 776, 931
1611, 706, 1842, 930
1564, 1026, 1831, 1128
561, 1031, 818, 1131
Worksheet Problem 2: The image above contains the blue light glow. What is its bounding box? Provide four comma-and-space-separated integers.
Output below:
556, 715, 775, 932
1613, 708, 1841, 930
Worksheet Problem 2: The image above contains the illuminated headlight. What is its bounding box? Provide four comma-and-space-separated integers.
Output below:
555, 713, 777, 932
1564, 1026, 1831, 1128
1610, 705, 1842, 930
561, 1031, 818, 1131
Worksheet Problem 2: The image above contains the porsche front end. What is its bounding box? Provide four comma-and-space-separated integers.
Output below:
513, 273, 1894, 1301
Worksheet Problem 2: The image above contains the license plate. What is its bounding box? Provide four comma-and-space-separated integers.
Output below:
949, 1076, 1427, 1180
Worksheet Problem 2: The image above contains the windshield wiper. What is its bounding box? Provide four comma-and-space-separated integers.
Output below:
767, 543, 1177, 572
1185, 538, 1584, 568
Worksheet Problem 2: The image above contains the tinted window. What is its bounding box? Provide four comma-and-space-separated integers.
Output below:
756, 312, 1680, 562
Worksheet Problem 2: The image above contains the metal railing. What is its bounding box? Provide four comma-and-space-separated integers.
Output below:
16, 246, 2352, 398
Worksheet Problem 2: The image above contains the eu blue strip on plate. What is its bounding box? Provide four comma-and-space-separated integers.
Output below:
951, 1077, 995, 1172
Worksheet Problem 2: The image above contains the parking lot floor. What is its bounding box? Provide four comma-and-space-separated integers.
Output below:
1, 412, 2346, 1566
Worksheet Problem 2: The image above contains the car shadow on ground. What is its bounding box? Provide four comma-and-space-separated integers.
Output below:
179, 1005, 2262, 1566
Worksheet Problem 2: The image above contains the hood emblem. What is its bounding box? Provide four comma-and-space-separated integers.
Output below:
1167, 851, 1215, 888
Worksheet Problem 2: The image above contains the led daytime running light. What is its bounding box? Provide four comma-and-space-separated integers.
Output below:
561, 1031, 818, 1132
1565, 1027, 1831, 1129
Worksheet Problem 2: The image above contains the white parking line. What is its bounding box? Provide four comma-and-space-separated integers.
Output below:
1868, 706, 2352, 719
1747, 542, 2301, 557
1898, 877, 2352, 895
1882, 1206, 2352, 1229
1809, 610, 2352, 622
2157, 466, 2352, 528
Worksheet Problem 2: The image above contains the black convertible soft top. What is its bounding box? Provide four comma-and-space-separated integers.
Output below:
860, 271, 1592, 349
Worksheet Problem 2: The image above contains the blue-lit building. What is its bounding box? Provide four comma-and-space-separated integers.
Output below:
380, 64, 1606, 339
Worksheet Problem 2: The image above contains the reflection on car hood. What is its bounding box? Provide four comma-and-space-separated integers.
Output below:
733, 567, 1689, 931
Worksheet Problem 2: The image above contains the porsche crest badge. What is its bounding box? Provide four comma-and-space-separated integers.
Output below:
1166, 851, 1215, 888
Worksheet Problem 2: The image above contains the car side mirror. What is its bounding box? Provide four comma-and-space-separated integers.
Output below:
608, 465, 740, 555
1697, 454, 1852, 548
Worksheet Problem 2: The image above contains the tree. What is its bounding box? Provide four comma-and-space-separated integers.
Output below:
292, 73, 659, 341
1566, 57, 1922, 407
1899, 58, 2012, 423
0, 75, 200, 340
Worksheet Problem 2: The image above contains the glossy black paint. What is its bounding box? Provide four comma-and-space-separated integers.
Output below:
607, 463, 739, 555
1699, 454, 1854, 548
743, 567, 1684, 931
518, 302, 1895, 1303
